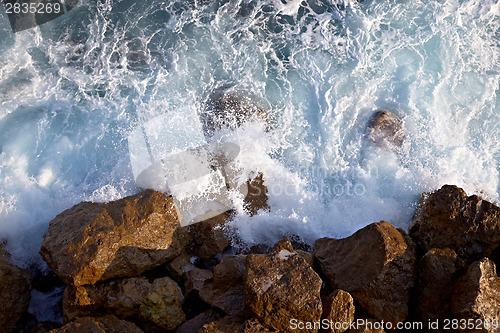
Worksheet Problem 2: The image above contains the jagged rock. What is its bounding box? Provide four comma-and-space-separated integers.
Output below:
347, 318, 386, 333
314, 221, 417, 325
296, 249, 315, 268
185, 211, 232, 261
175, 309, 223, 333
414, 248, 464, 329
63, 277, 153, 322
244, 173, 269, 216
199, 255, 246, 315
202, 90, 268, 135
409, 185, 500, 263
245, 238, 323, 332
197, 316, 272, 333
185, 268, 213, 295
40, 190, 187, 286
166, 253, 195, 283
451, 258, 500, 332
366, 110, 404, 148
322, 290, 355, 333
48, 315, 144, 333
140, 276, 186, 332
0, 247, 32, 333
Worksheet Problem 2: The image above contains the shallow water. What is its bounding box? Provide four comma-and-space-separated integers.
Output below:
0, 0, 498, 267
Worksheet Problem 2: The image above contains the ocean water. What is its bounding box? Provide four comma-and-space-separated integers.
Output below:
0, 0, 499, 268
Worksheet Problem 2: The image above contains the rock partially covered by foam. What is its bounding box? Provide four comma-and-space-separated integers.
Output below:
366, 110, 404, 149
451, 258, 500, 331
409, 185, 500, 263
314, 222, 417, 325
40, 190, 187, 286
0, 247, 31, 333
202, 90, 269, 135
244, 238, 323, 332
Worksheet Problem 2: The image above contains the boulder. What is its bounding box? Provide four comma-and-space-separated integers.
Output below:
322, 290, 355, 333
40, 190, 187, 286
48, 315, 144, 333
175, 309, 223, 333
347, 318, 386, 333
245, 238, 323, 332
0, 247, 32, 333
199, 255, 246, 315
197, 316, 272, 333
166, 253, 195, 283
63, 277, 153, 322
140, 276, 186, 332
451, 258, 500, 332
202, 90, 268, 135
409, 185, 500, 263
314, 221, 417, 325
414, 248, 464, 329
366, 110, 404, 148
185, 268, 213, 295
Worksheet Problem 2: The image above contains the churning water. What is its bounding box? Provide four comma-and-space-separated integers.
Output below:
0, 0, 499, 267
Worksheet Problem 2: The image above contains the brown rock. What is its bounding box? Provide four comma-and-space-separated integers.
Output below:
175, 309, 223, 333
197, 316, 272, 333
322, 290, 355, 333
185, 268, 213, 295
409, 185, 500, 263
348, 318, 386, 333
414, 248, 464, 329
244, 173, 269, 216
48, 315, 144, 333
199, 255, 246, 315
0, 247, 31, 333
40, 190, 187, 286
166, 253, 195, 282
366, 110, 404, 148
451, 258, 500, 333
185, 211, 232, 260
63, 277, 153, 322
314, 221, 417, 325
296, 249, 315, 268
245, 238, 323, 332
140, 276, 186, 332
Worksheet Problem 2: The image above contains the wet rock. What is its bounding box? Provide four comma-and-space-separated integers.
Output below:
409, 185, 500, 263
414, 248, 464, 328
140, 276, 186, 332
63, 277, 153, 322
185, 267, 213, 295
322, 290, 355, 333
166, 253, 195, 283
451, 258, 500, 332
199, 255, 246, 315
202, 90, 268, 135
244, 173, 269, 216
175, 309, 223, 333
245, 238, 323, 332
185, 211, 232, 261
0, 247, 32, 333
48, 315, 144, 333
366, 110, 404, 149
314, 221, 417, 325
40, 190, 187, 286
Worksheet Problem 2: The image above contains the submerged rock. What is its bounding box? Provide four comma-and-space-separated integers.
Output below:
409, 185, 500, 263
414, 248, 464, 329
451, 258, 500, 333
48, 314, 144, 333
202, 90, 269, 135
314, 221, 417, 325
366, 110, 404, 149
40, 190, 187, 286
0, 247, 32, 333
245, 238, 323, 332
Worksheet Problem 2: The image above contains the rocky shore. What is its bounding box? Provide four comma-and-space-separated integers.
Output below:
2, 184, 500, 333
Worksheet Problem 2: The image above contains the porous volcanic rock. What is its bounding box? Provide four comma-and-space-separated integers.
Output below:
139, 276, 186, 332
451, 258, 500, 333
245, 238, 323, 332
314, 221, 417, 325
366, 110, 404, 148
409, 185, 500, 263
40, 190, 187, 286
199, 255, 246, 315
322, 289, 355, 333
0, 247, 31, 333
414, 248, 464, 328
48, 315, 144, 333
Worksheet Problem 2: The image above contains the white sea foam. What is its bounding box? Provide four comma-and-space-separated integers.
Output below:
0, 0, 498, 268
